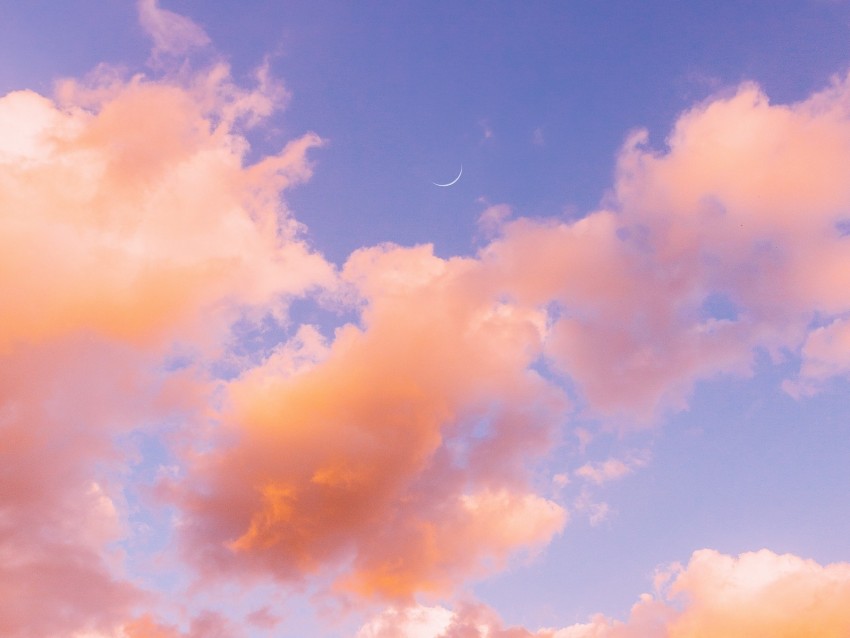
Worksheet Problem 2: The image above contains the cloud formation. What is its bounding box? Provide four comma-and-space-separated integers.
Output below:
185, 68, 850, 598
360, 549, 850, 637
574, 452, 648, 485
481, 76, 850, 421
5, 2, 850, 635
138, 0, 211, 60
0, 19, 331, 634
173, 243, 568, 599
169, 67, 850, 604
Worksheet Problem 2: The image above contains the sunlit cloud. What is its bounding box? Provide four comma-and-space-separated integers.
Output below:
0, 5, 333, 634
574, 452, 648, 485
784, 316, 850, 397
172, 242, 567, 599
482, 77, 850, 423
532, 126, 545, 146
359, 549, 850, 637
4, 1, 850, 635
138, 0, 211, 61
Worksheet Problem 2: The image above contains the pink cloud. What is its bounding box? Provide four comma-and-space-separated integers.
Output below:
6, 3, 850, 631
0, 340, 156, 637
480, 211, 749, 422
359, 550, 850, 637
480, 74, 850, 422
0, 53, 332, 635
121, 610, 243, 638
0, 69, 331, 353
165, 72, 850, 606
171, 243, 568, 599
574, 452, 648, 485
123, 615, 184, 638
584, 549, 850, 636
356, 605, 455, 638
138, 0, 211, 60
784, 316, 850, 397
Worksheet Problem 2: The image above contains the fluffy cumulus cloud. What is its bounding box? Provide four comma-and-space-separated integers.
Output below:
360, 550, 850, 637
0, 339, 172, 637
163, 67, 850, 607
0, 68, 330, 352
6, 1, 850, 635
784, 316, 850, 397
480, 76, 850, 422
170, 67, 850, 617
0, 3, 332, 634
172, 243, 568, 599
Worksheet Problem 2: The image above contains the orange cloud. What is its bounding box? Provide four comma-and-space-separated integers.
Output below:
122, 610, 242, 638
7, 3, 850, 631
172, 243, 568, 599
138, 0, 211, 60
785, 316, 850, 397
663, 549, 850, 637
0, 36, 332, 636
0, 64, 331, 353
359, 550, 850, 637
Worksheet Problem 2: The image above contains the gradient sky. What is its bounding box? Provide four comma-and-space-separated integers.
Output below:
3, 2, 850, 637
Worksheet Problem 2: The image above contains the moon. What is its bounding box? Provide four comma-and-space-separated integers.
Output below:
432, 165, 463, 187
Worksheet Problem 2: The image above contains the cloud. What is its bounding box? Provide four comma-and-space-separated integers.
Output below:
122, 615, 183, 638
476, 203, 513, 239
171, 243, 568, 599
0, 340, 154, 637
481, 74, 850, 422
8, 2, 850, 632
565, 549, 850, 638
121, 610, 243, 638
165, 70, 850, 607
574, 453, 647, 485
359, 550, 850, 637
784, 316, 850, 397
0, 66, 331, 353
0, 48, 332, 637
573, 489, 612, 527
138, 0, 211, 60
532, 127, 545, 146
359, 601, 595, 638
479, 119, 494, 142
356, 605, 455, 638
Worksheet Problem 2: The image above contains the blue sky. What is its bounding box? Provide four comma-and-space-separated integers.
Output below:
3, 2, 850, 636
8, 1, 847, 261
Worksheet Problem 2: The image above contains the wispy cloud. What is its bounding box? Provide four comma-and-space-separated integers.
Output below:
532, 126, 545, 146
575, 452, 649, 484
138, 0, 211, 60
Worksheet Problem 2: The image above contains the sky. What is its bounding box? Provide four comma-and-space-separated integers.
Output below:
2, 1, 850, 636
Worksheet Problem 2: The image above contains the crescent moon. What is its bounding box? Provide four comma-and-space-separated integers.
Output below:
432, 165, 463, 187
